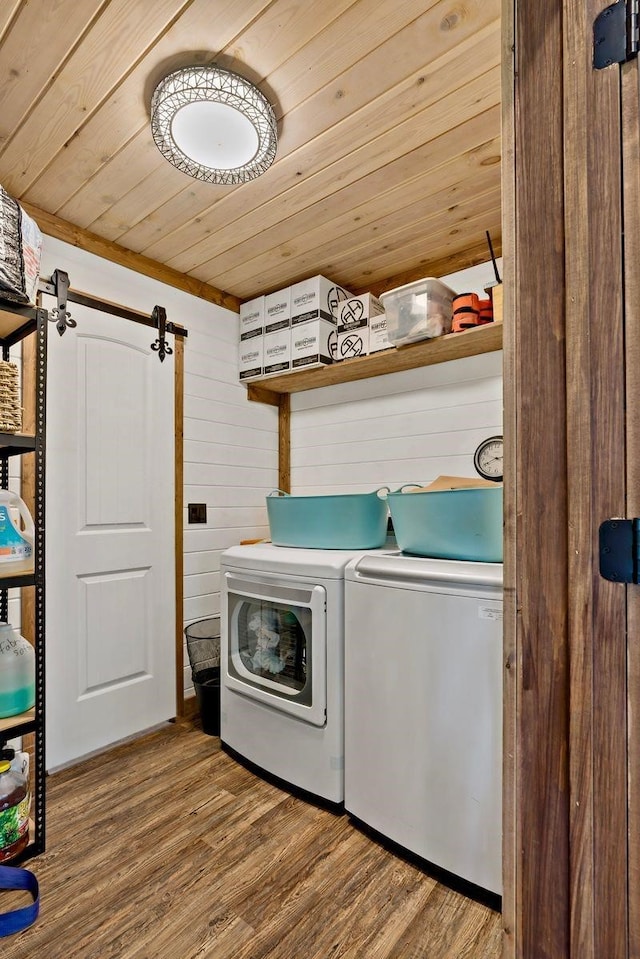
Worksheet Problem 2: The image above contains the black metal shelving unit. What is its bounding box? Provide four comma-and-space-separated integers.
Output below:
0, 301, 47, 862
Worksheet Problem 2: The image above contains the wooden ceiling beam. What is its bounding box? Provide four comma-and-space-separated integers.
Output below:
21, 203, 241, 313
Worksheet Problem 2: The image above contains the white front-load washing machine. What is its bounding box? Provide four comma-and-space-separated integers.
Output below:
220, 543, 364, 805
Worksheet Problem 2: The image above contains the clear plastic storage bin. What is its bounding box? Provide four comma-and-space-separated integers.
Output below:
380, 277, 457, 346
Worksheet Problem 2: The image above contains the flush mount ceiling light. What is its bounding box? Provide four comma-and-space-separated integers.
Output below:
150, 65, 277, 185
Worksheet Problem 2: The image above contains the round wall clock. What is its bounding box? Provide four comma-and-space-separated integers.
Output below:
473, 435, 503, 482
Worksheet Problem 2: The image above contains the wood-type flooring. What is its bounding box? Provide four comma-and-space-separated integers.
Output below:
2, 721, 502, 958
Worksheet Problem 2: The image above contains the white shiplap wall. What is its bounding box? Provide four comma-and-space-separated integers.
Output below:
290, 351, 502, 494
182, 311, 278, 694
290, 261, 503, 496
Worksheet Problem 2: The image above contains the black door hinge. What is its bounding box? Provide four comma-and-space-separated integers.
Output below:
599, 519, 640, 582
594, 0, 639, 68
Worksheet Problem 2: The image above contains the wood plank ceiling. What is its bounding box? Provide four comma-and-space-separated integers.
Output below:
0, 0, 501, 306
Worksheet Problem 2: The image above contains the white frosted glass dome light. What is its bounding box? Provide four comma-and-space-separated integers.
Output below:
151, 65, 277, 184
171, 101, 259, 170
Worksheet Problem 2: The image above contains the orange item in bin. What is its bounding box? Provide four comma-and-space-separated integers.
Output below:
451, 292, 493, 332
478, 298, 493, 322
452, 292, 480, 314
452, 292, 479, 332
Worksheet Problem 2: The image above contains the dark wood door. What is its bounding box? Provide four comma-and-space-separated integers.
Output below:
503, 1, 637, 957
621, 34, 640, 959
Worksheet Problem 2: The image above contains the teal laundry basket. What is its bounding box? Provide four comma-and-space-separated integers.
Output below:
388, 485, 503, 562
266, 489, 389, 549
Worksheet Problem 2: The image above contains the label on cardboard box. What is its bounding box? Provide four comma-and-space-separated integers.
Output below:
263, 327, 291, 376
290, 275, 351, 327
264, 287, 291, 334
238, 337, 263, 381
239, 295, 265, 340
336, 294, 391, 359
368, 311, 392, 353
337, 328, 368, 360
337, 293, 383, 332
291, 319, 337, 369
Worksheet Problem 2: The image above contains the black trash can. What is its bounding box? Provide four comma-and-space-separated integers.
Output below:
184, 617, 220, 736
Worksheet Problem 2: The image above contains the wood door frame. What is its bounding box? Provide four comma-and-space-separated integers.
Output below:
622, 50, 640, 959
174, 328, 185, 718
500, 0, 517, 951
503, 2, 572, 954
504, 1, 632, 956
564, 6, 628, 959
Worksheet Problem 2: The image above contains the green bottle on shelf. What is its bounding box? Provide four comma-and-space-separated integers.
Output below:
0, 757, 29, 861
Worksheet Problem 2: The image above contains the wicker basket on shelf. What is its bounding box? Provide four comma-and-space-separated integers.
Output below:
0, 361, 22, 433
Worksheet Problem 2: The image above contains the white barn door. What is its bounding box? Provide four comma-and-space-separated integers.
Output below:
44, 300, 176, 769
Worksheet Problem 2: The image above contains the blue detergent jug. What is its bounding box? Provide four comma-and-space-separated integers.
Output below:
0, 492, 33, 574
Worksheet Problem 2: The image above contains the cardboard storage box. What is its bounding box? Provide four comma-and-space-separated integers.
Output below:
239, 295, 265, 341
290, 275, 351, 327
264, 287, 291, 334
291, 319, 337, 370
263, 326, 291, 376
336, 293, 391, 360
238, 337, 263, 381
488, 282, 503, 323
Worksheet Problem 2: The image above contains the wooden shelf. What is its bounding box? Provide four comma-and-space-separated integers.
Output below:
0, 433, 36, 456
0, 304, 40, 343
247, 322, 502, 402
0, 568, 35, 589
0, 708, 36, 736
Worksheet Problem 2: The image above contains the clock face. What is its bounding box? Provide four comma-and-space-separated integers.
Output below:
474, 435, 503, 481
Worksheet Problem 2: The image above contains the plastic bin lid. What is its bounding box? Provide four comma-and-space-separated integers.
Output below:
380, 276, 456, 300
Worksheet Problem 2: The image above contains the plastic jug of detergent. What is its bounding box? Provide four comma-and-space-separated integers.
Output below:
0, 491, 34, 574
0, 622, 35, 718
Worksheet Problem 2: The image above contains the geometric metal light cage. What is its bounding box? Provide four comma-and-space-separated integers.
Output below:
150, 65, 278, 185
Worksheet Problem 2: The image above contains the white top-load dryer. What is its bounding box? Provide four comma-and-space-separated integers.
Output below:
344, 551, 503, 895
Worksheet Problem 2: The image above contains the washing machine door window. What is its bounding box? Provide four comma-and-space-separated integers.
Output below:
225, 574, 327, 726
